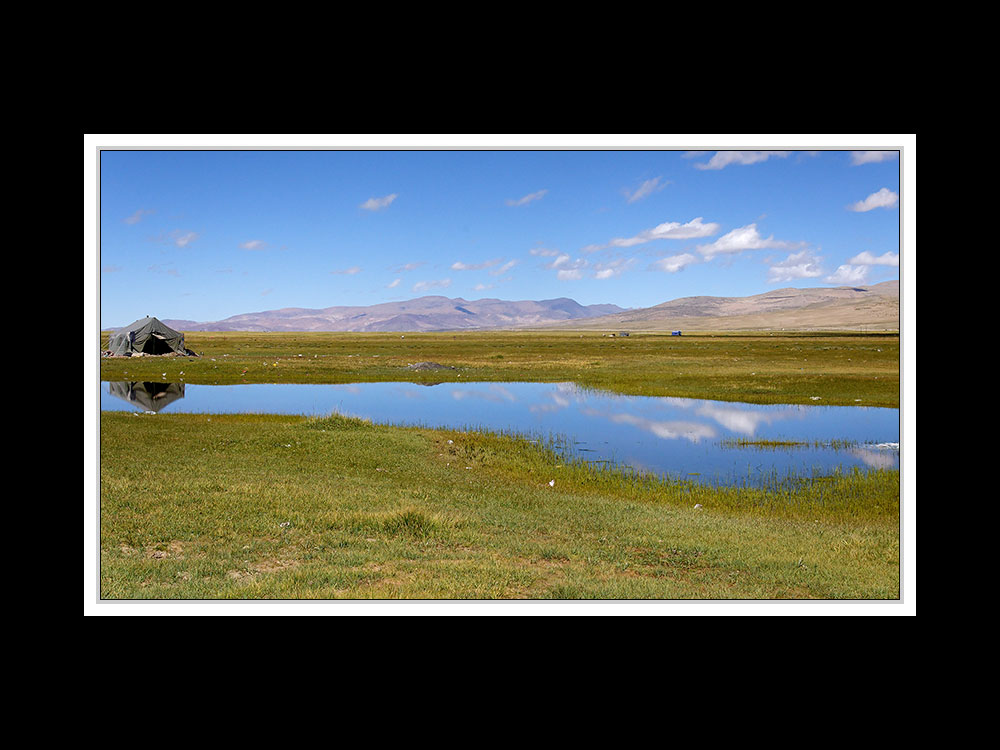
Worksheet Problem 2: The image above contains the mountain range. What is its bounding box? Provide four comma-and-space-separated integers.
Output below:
162, 296, 625, 333
159, 281, 899, 333
541, 280, 900, 332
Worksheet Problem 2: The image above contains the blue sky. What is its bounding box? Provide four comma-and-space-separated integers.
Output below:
98, 144, 902, 327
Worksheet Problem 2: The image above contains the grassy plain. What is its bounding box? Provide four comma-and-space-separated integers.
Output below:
98, 330, 901, 601
100, 330, 900, 407
100, 411, 899, 600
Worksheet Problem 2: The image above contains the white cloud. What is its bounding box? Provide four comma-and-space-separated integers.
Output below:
451, 257, 517, 279
173, 231, 198, 248
653, 253, 699, 273
490, 259, 518, 276
698, 223, 803, 259
474, 283, 494, 291
451, 258, 502, 271
545, 254, 588, 280
505, 189, 547, 207
123, 209, 154, 225
826, 264, 870, 285
848, 250, 899, 267
240, 239, 267, 250
624, 176, 667, 203
850, 151, 898, 165
330, 266, 362, 275
151, 229, 198, 247
529, 247, 561, 257
583, 217, 719, 253
592, 257, 636, 280
848, 187, 898, 212
449, 258, 517, 277
392, 261, 424, 272
360, 193, 398, 211
647, 217, 720, 240
413, 278, 452, 292
386, 278, 401, 288
768, 250, 824, 283
693, 151, 790, 170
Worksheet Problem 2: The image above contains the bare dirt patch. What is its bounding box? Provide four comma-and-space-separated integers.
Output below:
144, 540, 186, 559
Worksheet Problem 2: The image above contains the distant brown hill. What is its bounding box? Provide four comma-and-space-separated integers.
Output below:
162, 296, 625, 333
540, 281, 899, 332
155, 282, 898, 334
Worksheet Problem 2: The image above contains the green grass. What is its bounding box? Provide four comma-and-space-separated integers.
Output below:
100, 330, 900, 408
98, 329, 901, 601
99, 411, 899, 600
720, 438, 864, 451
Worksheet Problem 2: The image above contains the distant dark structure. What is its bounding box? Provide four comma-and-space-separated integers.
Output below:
106, 316, 195, 357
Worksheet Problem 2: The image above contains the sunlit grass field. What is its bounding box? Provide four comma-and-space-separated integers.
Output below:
99, 330, 900, 407
97, 330, 901, 600
99, 411, 899, 600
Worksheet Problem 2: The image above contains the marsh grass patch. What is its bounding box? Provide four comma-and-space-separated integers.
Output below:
335, 508, 453, 540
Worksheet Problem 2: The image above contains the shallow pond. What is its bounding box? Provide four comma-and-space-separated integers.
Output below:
101, 380, 899, 487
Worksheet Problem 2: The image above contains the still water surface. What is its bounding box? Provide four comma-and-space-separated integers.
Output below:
102, 380, 899, 487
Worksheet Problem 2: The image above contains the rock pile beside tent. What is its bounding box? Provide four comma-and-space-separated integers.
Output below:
406, 361, 455, 371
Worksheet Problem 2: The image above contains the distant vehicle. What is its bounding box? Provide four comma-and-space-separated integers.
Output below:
618, 331, 630, 337
671, 330, 682, 336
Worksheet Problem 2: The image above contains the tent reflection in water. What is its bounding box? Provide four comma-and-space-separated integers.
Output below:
107, 316, 192, 357
108, 381, 186, 413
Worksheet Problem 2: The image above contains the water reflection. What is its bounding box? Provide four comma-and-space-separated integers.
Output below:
107, 381, 185, 413
451, 384, 518, 404
585, 409, 718, 443
696, 401, 804, 436
102, 380, 899, 486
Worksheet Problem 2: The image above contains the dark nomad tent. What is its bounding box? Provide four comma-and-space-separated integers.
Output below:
107, 316, 193, 357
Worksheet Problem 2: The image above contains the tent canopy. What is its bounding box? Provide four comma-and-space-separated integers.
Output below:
107, 316, 189, 357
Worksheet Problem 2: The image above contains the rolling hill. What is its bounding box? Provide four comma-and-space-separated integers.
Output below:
162, 296, 625, 333
539, 281, 899, 332
156, 282, 899, 334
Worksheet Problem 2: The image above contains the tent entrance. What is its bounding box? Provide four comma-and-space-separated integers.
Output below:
141, 333, 174, 355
